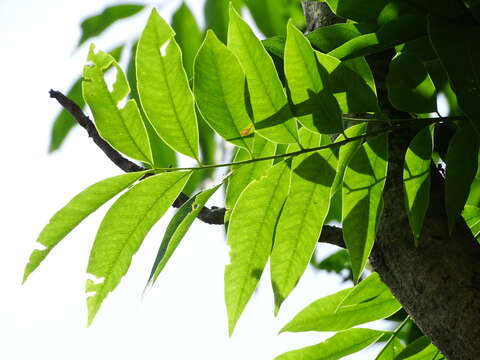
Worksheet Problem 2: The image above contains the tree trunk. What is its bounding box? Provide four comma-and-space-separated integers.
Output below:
303, 2, 480, 358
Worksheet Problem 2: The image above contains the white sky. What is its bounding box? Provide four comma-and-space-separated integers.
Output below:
0, 1, 382, 359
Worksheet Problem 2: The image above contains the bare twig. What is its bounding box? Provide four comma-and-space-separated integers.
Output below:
49, 89, 225, 225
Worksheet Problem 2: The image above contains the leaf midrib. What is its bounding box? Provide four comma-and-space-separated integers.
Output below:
89, 174, 186, 314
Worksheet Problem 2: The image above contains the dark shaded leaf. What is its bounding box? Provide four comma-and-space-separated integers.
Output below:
387, 53, 437, 113
428, 15, 480, 133
147, 184, 222, 287
403, 125, 434, 245
172, 2, 203, 78
78, 4, 145, 47
445, 122, 479, 233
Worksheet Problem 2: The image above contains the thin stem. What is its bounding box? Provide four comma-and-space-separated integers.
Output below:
342, 115, 466, 123
152, 125, 398, 173
375, 316, 411, 360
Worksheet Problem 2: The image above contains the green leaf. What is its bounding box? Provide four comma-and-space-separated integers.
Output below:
377, 338, 406, 360
86, 171, 192, 325
284, 21, 343, 134
342, 134, 388, 282
445, 122, 479, 233
337, 272, 390, 308
225, 160, 291, 335
428, 15, 480, 134
271, 132, 338, 312
310, 51, 378, 114
276, 328, 386, 360
23, 172, 144, 283
329, 15, 427, 60
325, 0, 390, 23
77, 4, 145, 47
147, 183, 222, 286
194, 30, 254, 152
50, 44, 124, 153
281, 273, 400, 333
137, 9, 199, 161
204, 0, 241, 43
225, 136, 277, 217
308, 23, 378, 53
395, 336, 439, 360
331, 123, 368, 196
171, 2, 203, 78
403, 125, 434, 244
83, 45, 152, 164
463, 205, 480, 240
387, 53, 437, 113
228, 6, 299, 144
243, 0, 293, 37
126, 41, 177, 168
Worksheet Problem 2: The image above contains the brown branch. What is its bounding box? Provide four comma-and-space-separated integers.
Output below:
49, 89, 225, 225
319, 225, 345, 248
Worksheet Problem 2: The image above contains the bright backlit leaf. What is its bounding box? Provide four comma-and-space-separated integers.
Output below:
86, 171, 192, 325
52, 43, 123, 152
343, 134, 388, 282
445, 122, 479, 233
125, 41, 177, 168
225, 136, 276, 217
387, 52, 437, 113
331, 123, 368, 196
225, 160, 291, 335
147, 183, 222, 287
281, 273, 401, 332
137, 9, 199, 161
194, 30, 254, 152
403, 125, 434, 245
228, 6, 299, 144
83, 45, 152, 164
284, 21, 342, 134
271, 131, 338, 312
23, 172, 144, 283
275, 328, 386, 360
377, 338, 406, 360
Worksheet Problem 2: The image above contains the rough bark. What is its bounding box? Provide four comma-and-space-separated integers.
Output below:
303, 2, 480, 358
